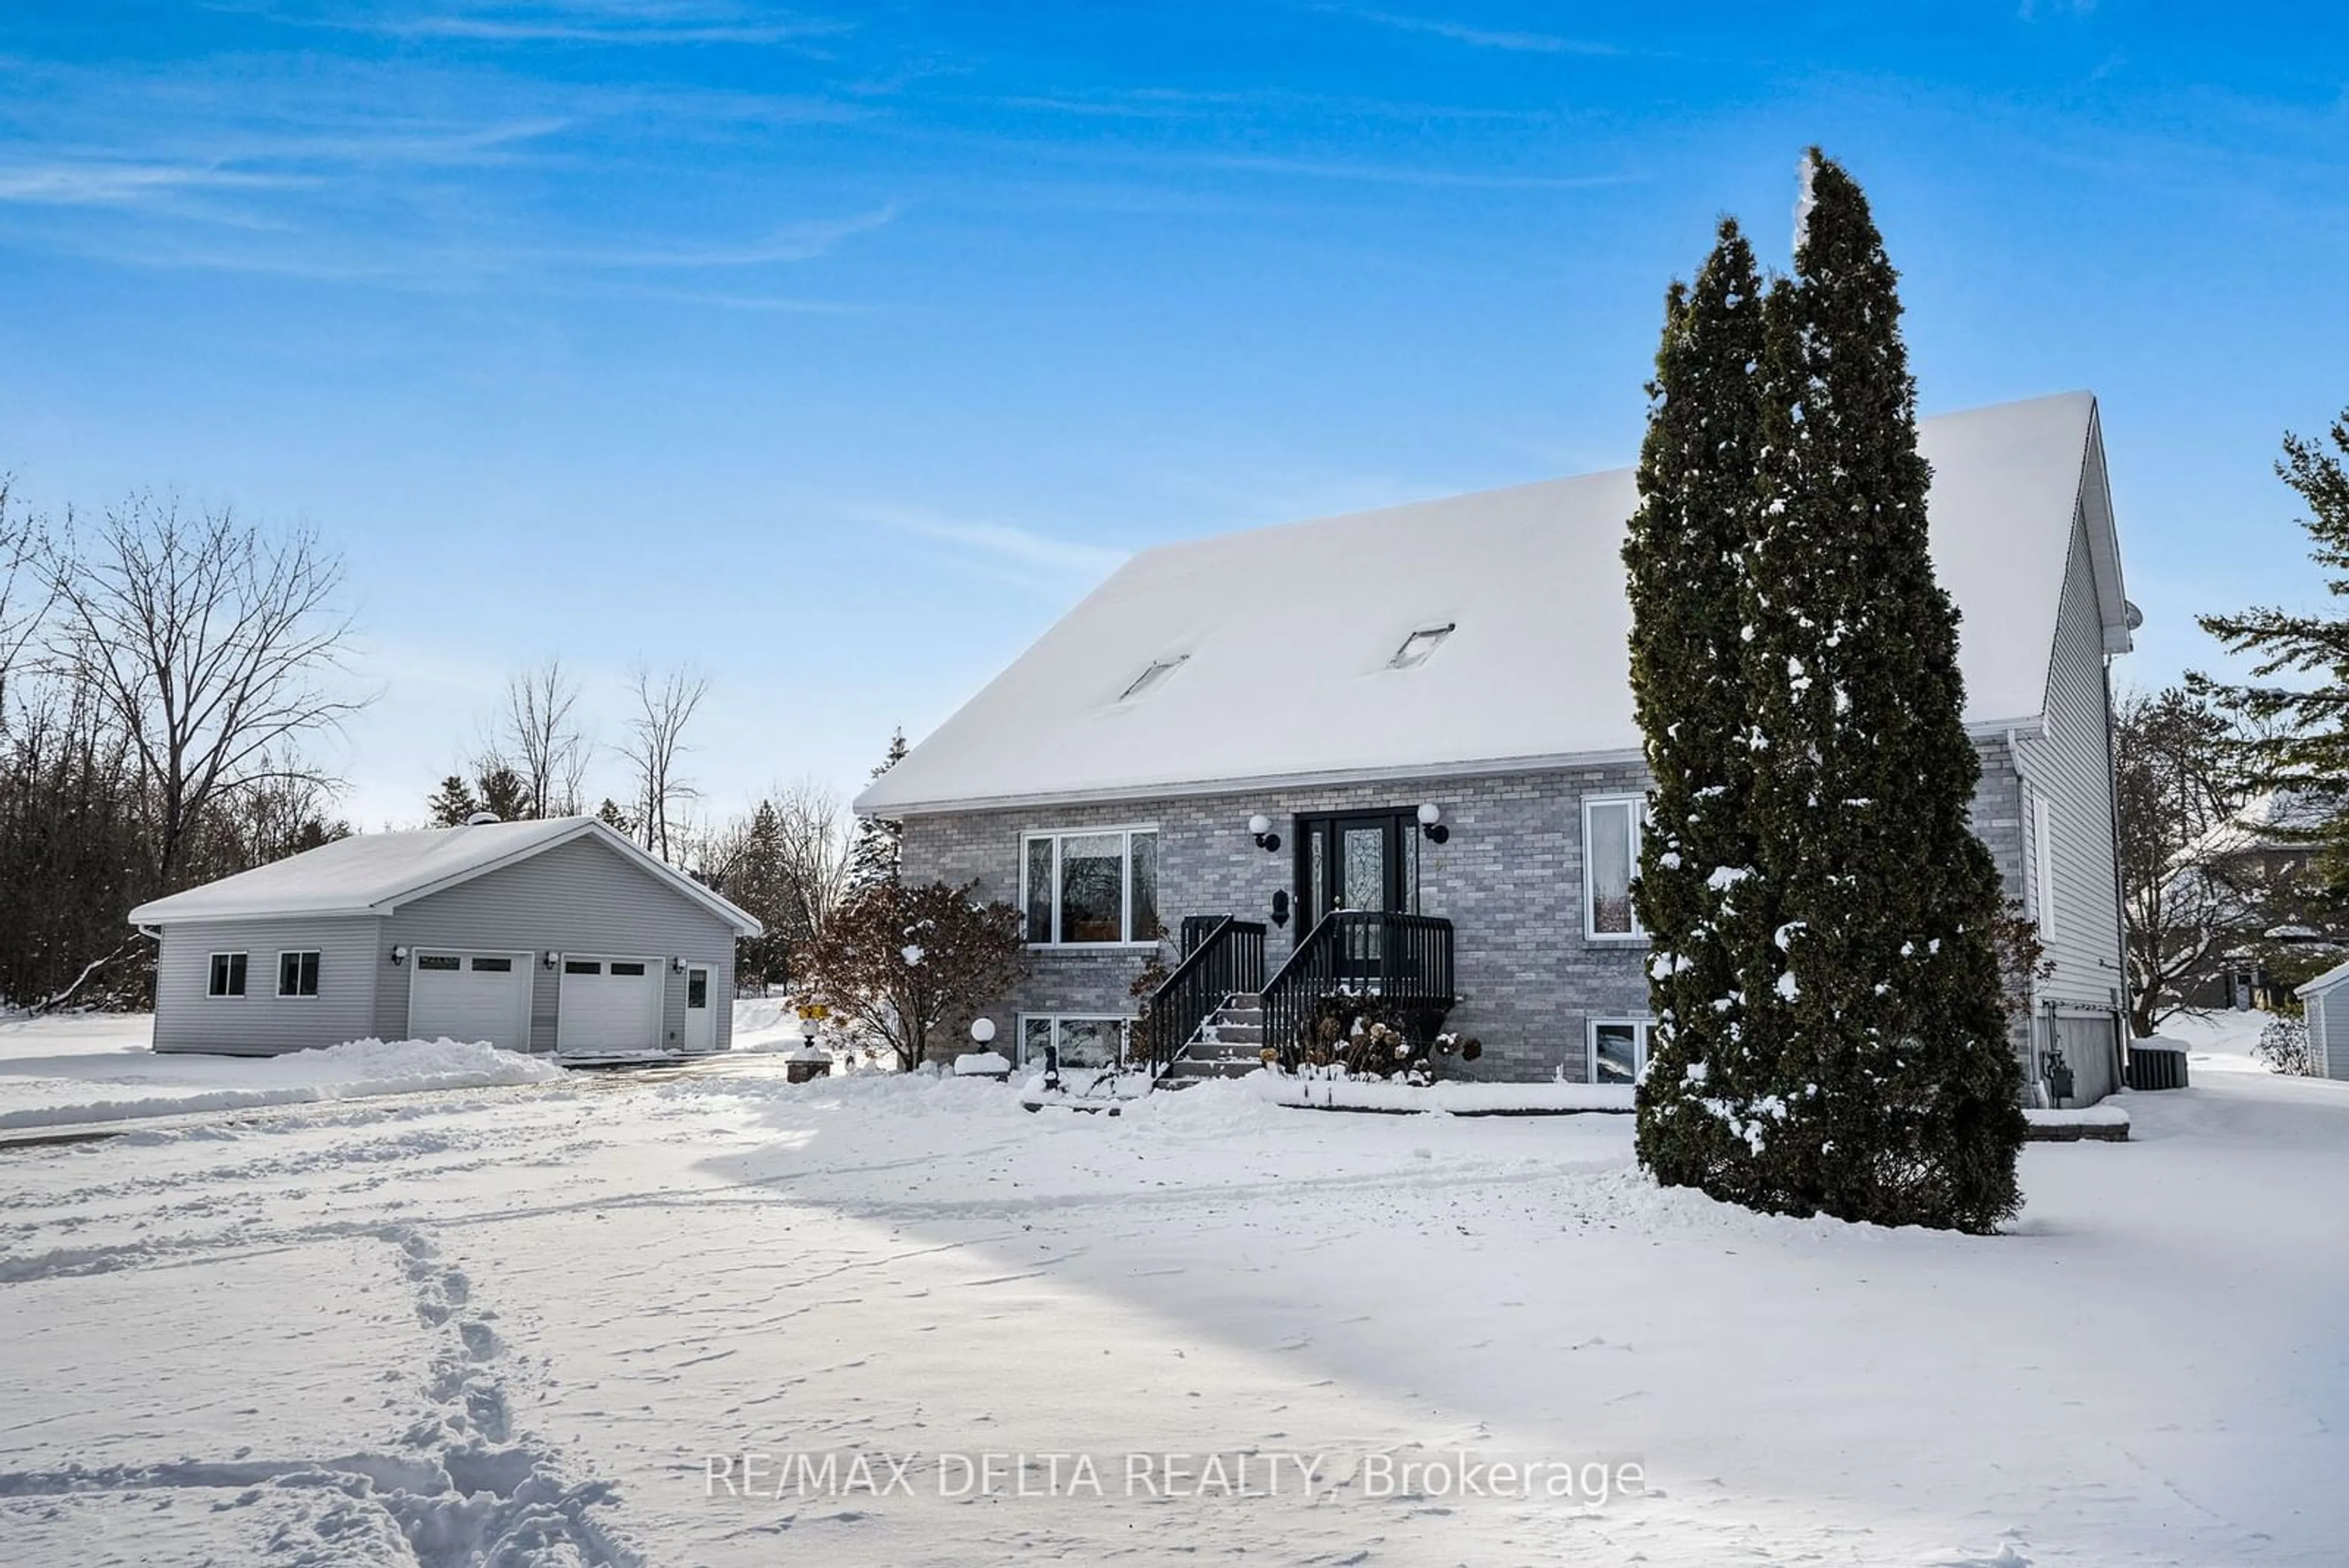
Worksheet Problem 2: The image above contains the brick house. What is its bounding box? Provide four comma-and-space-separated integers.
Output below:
861, 393, 2136, 1104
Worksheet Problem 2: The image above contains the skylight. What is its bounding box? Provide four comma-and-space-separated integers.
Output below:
1118, 656, 1188, 701
1389, 624, 1456, 670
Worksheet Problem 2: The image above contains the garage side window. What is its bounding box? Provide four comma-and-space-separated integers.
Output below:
207, 953, 247, 997
277, 950, 321, 997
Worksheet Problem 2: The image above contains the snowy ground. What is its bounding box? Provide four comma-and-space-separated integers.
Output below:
2, 1015, 2345, 1565
0, 1014, 565, 1133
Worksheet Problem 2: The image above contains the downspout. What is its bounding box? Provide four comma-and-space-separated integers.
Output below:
2005, 729, 2047, 1107
2103, 656, 2131, 1080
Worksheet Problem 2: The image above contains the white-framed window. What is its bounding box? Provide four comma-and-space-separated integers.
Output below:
1588, 1018, 1653, 1085
1583, 795, 1647, 940
1021, 826, 1160, 946
1017, 1014, 1132, 1070
207, 952, 248, 998
2033, 793, 2057, 932
276, 949, 321, 998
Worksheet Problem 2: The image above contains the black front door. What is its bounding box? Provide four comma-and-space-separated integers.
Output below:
1295, 811, 1420, 932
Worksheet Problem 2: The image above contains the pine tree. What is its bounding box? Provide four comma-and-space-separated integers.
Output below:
426, 775, 479, 827
1737, 150, 2023, 1233
2192, 408, 2349, 896
472, 762, 532, 822
1625, 218, 1774, 1195
846, 727, 909, 893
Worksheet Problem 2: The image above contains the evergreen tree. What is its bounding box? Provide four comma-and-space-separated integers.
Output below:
426, 774, 479, 827
1735, 150, 2023, 1233
1625, 219, 1774, 1194
595, 797, 637, 836
472, 762, 532, 822
847, 727, 909, 892
2192, 407, 2349, 896
729, 798, 795, 989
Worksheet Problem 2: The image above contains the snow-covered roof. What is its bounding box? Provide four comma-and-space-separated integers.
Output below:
2297, 957, 2349, 998
862, 392, 2126, 815
128, 817, 762, 934
2180, 788, 2332, 865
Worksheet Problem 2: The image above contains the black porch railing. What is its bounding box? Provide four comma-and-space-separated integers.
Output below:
1261, 910, 1456, 1070
1143, 916, 1267, 1078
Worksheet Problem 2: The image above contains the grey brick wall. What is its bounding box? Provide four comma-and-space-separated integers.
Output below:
905, 739, 2055, 1085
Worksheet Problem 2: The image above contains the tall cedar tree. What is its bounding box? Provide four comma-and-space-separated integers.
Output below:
1627, 219, 1773, 1193
847, 728, 909, 891
1737, 150, 2024, 1233
2191, 409, 2349, 896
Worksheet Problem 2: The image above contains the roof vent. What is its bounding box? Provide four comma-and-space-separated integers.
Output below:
464, 811, 502, 827
1118, 655, 1188, 702
1389, 623, 1456, 670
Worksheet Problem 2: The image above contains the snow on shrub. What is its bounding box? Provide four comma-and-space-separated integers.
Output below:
2254, 1015, 2312, 1076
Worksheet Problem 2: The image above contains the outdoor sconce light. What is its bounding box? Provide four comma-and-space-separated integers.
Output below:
1270, 890, 1291, 929
670, 956, 687, 975
543, 950, 561, 970
970, 1017, 996, 1047
1249, 813, 1282, 853
1417, 802, 1450, 844
390, 945, 409, 965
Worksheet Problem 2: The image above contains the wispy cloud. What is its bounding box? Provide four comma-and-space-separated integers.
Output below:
257, 1, 852, 48
0, 160, 313, 206
549, 202, 900, 269
854, 505, 1129, 578
1187, 152, 1632, 191
1345, 7, 1620, 56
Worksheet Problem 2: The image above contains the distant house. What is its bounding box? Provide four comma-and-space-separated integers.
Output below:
2172, 788, 2337, 1010
129, 817, 760, 1058
861, 393, 2136, 1105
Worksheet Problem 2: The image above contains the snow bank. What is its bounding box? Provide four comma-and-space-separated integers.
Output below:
1248, 1072, 1637, 1115
2024, 1104, 2131, 1128
0, 1035, 564, 1133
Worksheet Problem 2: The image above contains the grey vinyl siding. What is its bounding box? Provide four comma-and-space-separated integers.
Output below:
152, 915, 382, 1055
376, 834, 737, 1052
2313, 987, 2349, 1080
2011, 504, 2128, 1103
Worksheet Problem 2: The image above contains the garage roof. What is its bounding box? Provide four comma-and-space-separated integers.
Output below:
128, 817, 762, 934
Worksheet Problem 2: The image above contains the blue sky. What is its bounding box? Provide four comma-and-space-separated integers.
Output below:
2, 2, 2344, 830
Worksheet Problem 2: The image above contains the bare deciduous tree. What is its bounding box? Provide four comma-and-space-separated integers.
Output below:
618, 664, 707, 863
46, 496, 362, 885
501, 657, 590, 819
0, 480, 51, 710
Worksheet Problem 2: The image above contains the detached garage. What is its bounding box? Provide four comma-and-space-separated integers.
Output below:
130, 816, 761, 1058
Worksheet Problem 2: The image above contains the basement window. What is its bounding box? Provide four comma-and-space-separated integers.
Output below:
1118, 656, 1187, 702
1389, 623, 1456, 669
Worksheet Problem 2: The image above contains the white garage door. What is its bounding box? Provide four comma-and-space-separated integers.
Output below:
409, 953, 531, 1052
557, 957, 663, 1056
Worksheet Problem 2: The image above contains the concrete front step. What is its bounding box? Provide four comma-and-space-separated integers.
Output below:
1165, 1056, 1263, 1082
1201, 1024, 1264, 1044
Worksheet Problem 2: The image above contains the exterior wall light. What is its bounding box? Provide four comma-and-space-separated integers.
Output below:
543, 950, 561, 969
670, 956, 688, 975
390, 945, 409, 965
1417, 802, 1450, 844
1249, 813, 1282, 853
